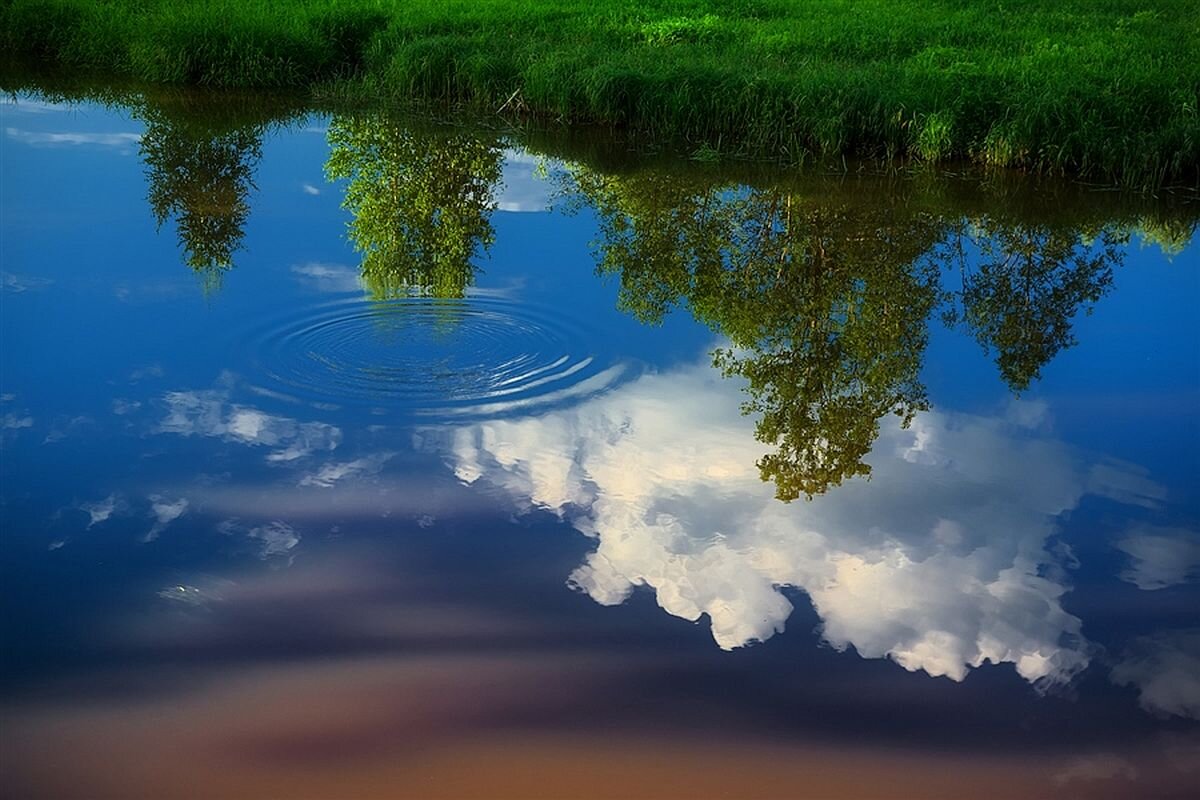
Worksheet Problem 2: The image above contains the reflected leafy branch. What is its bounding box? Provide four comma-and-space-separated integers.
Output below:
953, 222, 1121, 391
326, 113, 503, 299
568, 168, 943, 500
137, 104, 264, 288
562, 167, 1136, 499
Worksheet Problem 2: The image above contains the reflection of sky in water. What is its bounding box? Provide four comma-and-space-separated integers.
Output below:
1, 94, 1198, 798
449, 360, 1147, 682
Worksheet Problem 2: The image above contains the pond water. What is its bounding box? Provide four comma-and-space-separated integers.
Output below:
1, 90, 1198, 799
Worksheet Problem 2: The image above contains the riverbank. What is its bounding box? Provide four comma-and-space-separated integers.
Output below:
3, 0, 1198, 187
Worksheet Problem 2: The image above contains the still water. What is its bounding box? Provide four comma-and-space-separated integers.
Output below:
1, 90, 1198, 799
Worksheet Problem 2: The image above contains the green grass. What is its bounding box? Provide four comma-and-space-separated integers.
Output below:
3, 0, 1199, 186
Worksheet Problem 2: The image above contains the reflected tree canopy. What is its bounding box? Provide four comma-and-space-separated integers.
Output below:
326, 113, 503, 299
104, 86, 1175, 500
562, 167, 1131, 500
946, 221, 1120, 391
137, 103, 264, 288
568, 168, 944, 500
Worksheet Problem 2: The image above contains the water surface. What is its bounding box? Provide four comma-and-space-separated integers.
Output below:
1, 89, 1198, 799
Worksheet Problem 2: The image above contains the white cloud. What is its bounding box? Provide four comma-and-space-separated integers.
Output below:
299, 452, 396, 488
1115, 526, 1200, 590
1111, 630, 1200, 720
1005, 398, 1051, 429
2, 412, 33, 429
1087, 461, 1168, 509
0, 98, 72, 114
145, 495, 189, 542
5, 127, 141, 149
42, 414, 92, 444
1, 271, 53, 293
129, 364, 165, 382
112, 399, 142, 415
444, 358, 1161, 685
158, 387, 341, 462
157, 579, 232, 607
1053, 754, 1139, 785
290, 262, 361, 293
301, 182, 321, 195
219, 518, 301, 560
496, 148, 553, 213
81, 494, 120, 529
250, 521, 300, 557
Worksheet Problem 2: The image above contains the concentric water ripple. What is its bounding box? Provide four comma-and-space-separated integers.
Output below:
243, 296, 632, 417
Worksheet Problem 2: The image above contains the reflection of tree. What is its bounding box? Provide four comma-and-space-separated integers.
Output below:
569, 168, 943, 500
952, 222, 1121, 391
326, 114, 503, 299
564, 168, 1137, 499
137, 105, 263, 288
713, 204, 942, 502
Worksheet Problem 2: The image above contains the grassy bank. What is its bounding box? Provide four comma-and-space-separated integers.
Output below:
3, 1, 1199, 186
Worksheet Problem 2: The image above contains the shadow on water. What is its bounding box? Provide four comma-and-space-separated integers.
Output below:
6, 80, 1198, 500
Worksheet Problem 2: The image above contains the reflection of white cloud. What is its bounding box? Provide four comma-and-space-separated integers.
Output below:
145, 495, 189, 542
112, 399, 142, 415
251, 521, 300, 557
1116, 526, 1200, 590
497, 148, 553, 213
43, 414, 92, 444
1112, 630, 1200, 720
223, 520, 302, 556
446, 359, 1158, 684
1, 271, 53, 293
300, 452, 396, 488
112, 282, 188, 304
220, 519, 301, 559
1053, 754, 1138, 785
2, 412, 33, 429
158, 580, 232, 607
160, 475, 478, 523
129, 364, 165, 382
82, 494, 120, 529
291, 262, 361, 293
1005, 398, 1050, 429
0, 98, 71, 114
5, 127, 141, 149
158, 387, 341, 462
158, 585, 212, 606
1087, 461, 1168, 509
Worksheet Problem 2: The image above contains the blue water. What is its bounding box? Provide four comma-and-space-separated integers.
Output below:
1, 93, 1198, 799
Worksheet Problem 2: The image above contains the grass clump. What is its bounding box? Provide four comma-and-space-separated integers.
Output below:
2, 0, 1198, 187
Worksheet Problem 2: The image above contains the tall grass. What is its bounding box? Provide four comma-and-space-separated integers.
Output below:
3, 0, 1198, 187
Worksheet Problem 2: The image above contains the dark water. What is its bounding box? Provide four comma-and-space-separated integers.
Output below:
1, 90, 1198, 799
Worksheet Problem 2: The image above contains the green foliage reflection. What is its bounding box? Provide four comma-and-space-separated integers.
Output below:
326, 113, 503, 299
137, 103, 264, 288
563, 167, 1133, 500
950, 222, 1121, 392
